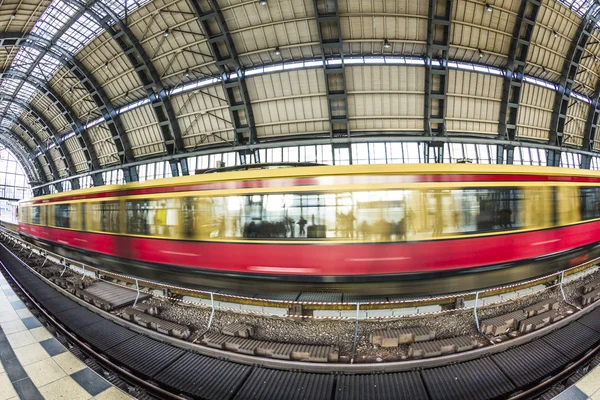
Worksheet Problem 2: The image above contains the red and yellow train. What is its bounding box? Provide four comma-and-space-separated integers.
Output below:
16, 164, 600, 294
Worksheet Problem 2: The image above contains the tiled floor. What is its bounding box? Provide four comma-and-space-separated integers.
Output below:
0, 273, 133, 399
554, 366, 600, 400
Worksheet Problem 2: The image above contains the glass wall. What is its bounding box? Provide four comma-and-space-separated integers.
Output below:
0, 148, 31, 201
50, 141, 600, 193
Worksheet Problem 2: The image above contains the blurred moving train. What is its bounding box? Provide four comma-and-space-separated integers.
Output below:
15, 164, 600, 294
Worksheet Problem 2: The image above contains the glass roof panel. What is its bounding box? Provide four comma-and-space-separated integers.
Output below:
31, 0, 78, 41
30, 56, 63, 82
57, 13, 102, 54
97, 0, 152, 20
556, 0, 594, 17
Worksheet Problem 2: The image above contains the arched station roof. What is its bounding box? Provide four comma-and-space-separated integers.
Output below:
2, 0, 600, 194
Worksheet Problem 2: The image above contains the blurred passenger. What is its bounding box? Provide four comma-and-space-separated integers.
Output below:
407, 208, 416, 234
297, 216, 307, 236
346, 211, 356, 238
154, 202, 167, 235
285, 216, 295, 238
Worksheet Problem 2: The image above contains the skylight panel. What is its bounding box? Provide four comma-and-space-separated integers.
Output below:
99, 0, 152, 19
32, 0, 78, 40
57, 14, 102, 54
30, 56, 63, 82
555, 0, 594, 17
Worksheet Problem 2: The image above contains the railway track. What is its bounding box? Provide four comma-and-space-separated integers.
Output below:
2, 237, 600, 399
3, 226, 596, 321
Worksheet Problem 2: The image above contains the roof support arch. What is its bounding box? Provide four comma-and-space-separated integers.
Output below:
0, 33, 134, 173
4, 115, 63, 190
548, 4, 600, 166
189, 0, 259, 165
497, 0, 541, 165
68, 0, 186, 176
312, 0, 351, 165
583, 80, 600, 168
0, 70, 103, 185
8, 98, 78, 179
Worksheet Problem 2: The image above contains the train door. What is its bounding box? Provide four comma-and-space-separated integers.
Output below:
557, 186, 580, 225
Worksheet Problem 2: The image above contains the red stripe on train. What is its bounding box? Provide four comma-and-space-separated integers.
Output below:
18, 221, 600, 276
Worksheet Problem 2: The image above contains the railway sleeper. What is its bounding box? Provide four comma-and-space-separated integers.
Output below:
221, 322, 254, 338
518, 310, 564, 333
481, 310, 527, 336
582, 287, 600, 306
121, 307, 190, 340
582, 278, 600, 294
202, 331, 338, 362
523, 299, 559, 317
408, 336, 478, 359
132, 302, 158, 316
370, 327, 436, 347
83, 292, 113, 311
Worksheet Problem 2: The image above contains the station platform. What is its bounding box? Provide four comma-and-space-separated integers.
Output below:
555, 366, 600, 400
0, 273, 131, 400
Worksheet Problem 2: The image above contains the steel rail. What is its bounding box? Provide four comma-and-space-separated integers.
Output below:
0, 254, 184, 400
1, 235, 599, 375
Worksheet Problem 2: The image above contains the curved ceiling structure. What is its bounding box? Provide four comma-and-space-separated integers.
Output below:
3, 0, 600, 195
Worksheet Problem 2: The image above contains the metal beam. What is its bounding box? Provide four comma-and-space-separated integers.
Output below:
424, 0, 453, 152
549, 3, 600, 166
0, 32, 134, 169
70, 0, 185, 175
312, 0, 352, 165
189, 0, 259, 165
0, 70, 102, 182
7, 98, 77, 179
498, 0, 541, 164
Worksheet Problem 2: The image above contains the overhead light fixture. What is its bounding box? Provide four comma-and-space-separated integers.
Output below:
273, 46, 281, 56
258, 0, 268, 5
185, 68, 190, 77
163, 30, 169, 37
103, 62, 108, 69
595, 56, 599, 63
486, 3, 492, 12
9, 14, 15, 20
553, 30, 558, 39
383, 38, 391, 49
478, 49, 484, 58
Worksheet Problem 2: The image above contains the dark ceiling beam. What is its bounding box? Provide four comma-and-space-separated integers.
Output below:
189, 0, 258, 166
0, 70, 102, 184
583, 79, 600, 168
312, 0, 352, 165
0, 129, 47, 191
497, 0, 541, 165
548, 4, 600, 166
0, 32, 134, 171
0, 19, 104, 187
7, 98, 77, 179
71, 0, 186, 176
3, 115, 62, 190
424, 0, 453, 163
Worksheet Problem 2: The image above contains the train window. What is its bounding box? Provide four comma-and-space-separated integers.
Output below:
452, 188, 523, 234
92, 201, 121, 233
125, 199, 150, 235
55, 204, 70, 228
125, 198, 180, 237
31, 206, 40, 225
182, 197, 222, 239
580, 187, 600, 220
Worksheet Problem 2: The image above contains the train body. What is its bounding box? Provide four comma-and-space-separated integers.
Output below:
15, 164, 600, 294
